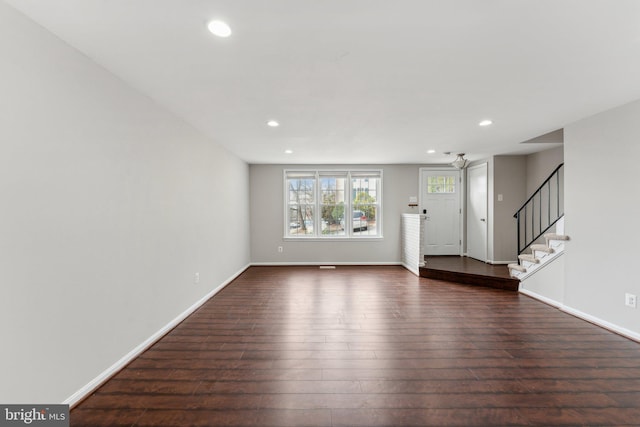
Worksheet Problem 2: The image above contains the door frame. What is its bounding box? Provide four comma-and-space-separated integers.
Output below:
466, 162, 488, 262
418, 167, 464, 256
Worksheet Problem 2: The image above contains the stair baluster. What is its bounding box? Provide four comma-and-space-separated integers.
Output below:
514, 163, 564, 254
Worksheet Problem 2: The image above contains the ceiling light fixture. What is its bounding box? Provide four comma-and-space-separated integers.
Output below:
266, 120, 280, 127
479, 119, 493, 127
427, 149, 436, 154
284, 149, 293, 154
207, 20, 232, 38
451, 153, 469, 169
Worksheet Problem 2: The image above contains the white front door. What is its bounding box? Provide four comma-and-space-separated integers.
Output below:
467, 163, 488, 262
420, 169, 461, 255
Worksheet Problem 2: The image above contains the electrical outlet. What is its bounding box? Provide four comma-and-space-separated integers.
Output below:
194, 272, 200, 284
277, 246, 283, 253
625, 293, 637, 308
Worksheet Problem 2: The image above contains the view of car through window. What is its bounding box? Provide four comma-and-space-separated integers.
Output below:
285, 170, 381, 238
340, 210, 368, 231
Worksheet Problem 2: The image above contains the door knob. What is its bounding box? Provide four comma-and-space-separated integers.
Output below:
480, 218, 486, 222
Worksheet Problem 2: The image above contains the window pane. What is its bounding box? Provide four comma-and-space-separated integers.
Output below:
352, 177, 379, 236
287, 178, 314, 204
288, 205, 314, 235
352, 177, 378, 202
352, 206, 378, 236
427, 175, 455, 193
320, 177, 346, 236
285, 170, 381, 239
287, 177, 315, 236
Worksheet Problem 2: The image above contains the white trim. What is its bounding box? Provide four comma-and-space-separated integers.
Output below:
282, 237, 384, 242
520, 286, 640, 343
519, 288, 562, 308
251, 261, 403, 267
517, 251, 565, 281
284, 169, 383, 239
560, 304, 640, 343
63, 263, 251, 408
488, 260, 517, 265
402, 263, 420, 276
65, 260, 640, 410
460, 168, 467, 256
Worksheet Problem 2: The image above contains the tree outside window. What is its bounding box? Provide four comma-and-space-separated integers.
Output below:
285, 170, 382, 238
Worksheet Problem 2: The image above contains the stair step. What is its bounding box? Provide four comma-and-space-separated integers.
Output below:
544, 233, 569, 241
518, 254, 540, 264
531, 244, 554, 254
508, 263, 527, 273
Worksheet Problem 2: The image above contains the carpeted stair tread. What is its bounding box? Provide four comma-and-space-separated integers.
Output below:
544, 233, 569, 241
518, 254, 540, 263
508, 263, 527, 273
531, 244, 554, 253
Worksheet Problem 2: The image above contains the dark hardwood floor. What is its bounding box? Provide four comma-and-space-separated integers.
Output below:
71, 266, 640, 426
420, 256, 520, 291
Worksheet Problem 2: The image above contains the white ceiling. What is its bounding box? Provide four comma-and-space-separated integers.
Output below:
7, 0, 640, 164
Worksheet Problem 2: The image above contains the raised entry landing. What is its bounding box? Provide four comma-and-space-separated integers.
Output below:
419, 256, 519, 291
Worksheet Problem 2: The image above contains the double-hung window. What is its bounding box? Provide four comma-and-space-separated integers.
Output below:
285, 170, 382, 238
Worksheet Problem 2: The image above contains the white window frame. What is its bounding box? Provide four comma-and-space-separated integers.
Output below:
283, 169, 383, 240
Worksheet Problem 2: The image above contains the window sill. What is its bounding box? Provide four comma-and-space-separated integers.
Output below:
283, 236, 384, 242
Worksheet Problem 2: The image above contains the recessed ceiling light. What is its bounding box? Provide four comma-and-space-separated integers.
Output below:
479, 119, 493, 127
207, 20, 232, 38
427, 149, 436, 154
267, 120, 280, 127
284, 149, 293, 154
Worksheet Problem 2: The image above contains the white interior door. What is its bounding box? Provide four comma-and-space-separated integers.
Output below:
420, 169, 461, 255
467, 163, 488, 262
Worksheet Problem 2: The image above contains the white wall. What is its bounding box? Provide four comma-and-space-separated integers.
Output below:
525, 146, 564, 195
0, 2, 250, 403
250, 164, 420, 264
564, 99, 640, 338
520, 254, 565, 307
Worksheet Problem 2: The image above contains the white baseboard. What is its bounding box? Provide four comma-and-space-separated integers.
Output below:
250, 261, 403, 266
64, 261, 639, 409
520, 287, 640, 343
560, 305, 640, 343
519, 287, 562, 308
64, 263, 250, 408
